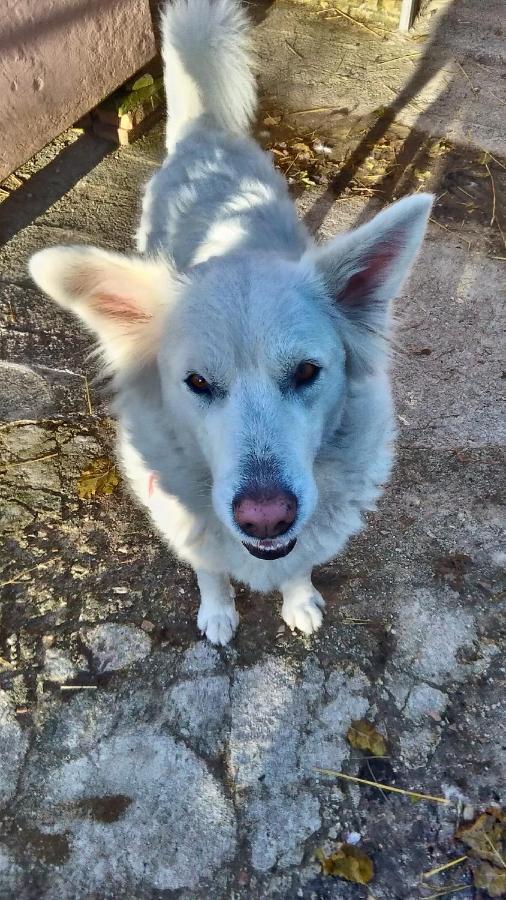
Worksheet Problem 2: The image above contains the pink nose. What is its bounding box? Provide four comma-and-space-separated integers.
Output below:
233, 488, 297, 539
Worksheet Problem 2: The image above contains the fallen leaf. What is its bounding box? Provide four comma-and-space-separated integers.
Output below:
263, 114, 282, 126
433, 552, 473, 590
315, 844, 374, 884
472, 861, 506, 897
456, 808, 505, 866
452, 449, 472, 464
77, 456, 120, 500
297, 172, 318, 187
291, 141, 313, 155
0, 656, 15, 669
347, 719, 388, 757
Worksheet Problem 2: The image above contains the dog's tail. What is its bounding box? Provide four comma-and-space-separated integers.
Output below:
161, 0, 256, 148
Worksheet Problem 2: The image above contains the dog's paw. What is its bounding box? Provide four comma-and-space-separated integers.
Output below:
281, 591, 325, 635
197, 605, 239, 646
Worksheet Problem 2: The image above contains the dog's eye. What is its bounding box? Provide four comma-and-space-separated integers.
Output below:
185, 373, 211, 395
294, 362, 320, 388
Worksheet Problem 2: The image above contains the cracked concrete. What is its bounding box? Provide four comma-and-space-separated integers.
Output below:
1, 0, 505, 897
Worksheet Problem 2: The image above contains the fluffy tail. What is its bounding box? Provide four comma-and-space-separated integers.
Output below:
161, 0, 256, 148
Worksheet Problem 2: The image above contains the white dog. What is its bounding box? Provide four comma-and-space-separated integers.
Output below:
29, 0, 432, 644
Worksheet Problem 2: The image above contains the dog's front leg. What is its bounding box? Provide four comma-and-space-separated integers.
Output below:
280, 572, 325, 636
196, 570, 239, 646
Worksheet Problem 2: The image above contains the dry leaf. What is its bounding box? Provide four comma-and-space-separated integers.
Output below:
433, 552, 473, 590
0, 656, 15, 669
263, 114, 282, 126
315, 844, 374, 884
476, 150, 491, 166
456, 808, 505, 865
472, 861, 506, 897
346, 719, 388, 757
291, 141, 313, 156
77, 456, 120, 500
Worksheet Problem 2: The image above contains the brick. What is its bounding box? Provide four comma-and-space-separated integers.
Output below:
91, 105, 164, 145
93, 95, 162, 131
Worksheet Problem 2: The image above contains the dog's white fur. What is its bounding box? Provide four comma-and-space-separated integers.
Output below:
29, 0, 432, 644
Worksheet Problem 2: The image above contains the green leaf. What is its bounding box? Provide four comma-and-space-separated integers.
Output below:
129, 73, 154, 91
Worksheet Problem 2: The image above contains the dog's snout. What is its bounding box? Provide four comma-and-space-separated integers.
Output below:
233, 487, 297, 539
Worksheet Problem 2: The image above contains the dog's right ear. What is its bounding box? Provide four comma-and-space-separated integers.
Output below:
29, 246, 178, 372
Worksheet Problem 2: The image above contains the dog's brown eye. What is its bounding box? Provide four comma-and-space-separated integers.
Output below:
186, 373, 211, 394
294, 362, 320, 387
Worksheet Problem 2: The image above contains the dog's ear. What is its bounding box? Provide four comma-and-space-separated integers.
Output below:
306, 194, 432, 373
29, 246, 178, 372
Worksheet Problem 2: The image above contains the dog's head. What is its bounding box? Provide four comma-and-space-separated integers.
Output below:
29, 194, 431, 559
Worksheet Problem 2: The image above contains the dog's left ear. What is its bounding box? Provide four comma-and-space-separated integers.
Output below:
306, 193, 432, 372
29, 246, 178, 373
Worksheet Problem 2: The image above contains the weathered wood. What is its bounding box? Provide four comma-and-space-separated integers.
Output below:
399, 0, 418, 30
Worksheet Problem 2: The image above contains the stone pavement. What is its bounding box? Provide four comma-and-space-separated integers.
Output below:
0, 1, 504, 897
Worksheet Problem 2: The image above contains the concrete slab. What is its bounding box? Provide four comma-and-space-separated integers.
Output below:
0, 1, 505, 897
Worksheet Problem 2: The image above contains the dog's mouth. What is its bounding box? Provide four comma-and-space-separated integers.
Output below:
242, 538, 297, 560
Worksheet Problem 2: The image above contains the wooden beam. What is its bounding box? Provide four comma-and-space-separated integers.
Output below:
399, 0, 418, 31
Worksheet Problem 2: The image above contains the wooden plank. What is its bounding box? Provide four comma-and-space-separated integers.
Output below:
399, 0, 418, 31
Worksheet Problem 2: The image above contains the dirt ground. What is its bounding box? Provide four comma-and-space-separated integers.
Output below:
0, 0, 505, 898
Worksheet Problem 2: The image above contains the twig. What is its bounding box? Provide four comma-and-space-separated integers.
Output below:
487, 152, 506, 171
60, 684, 98, 691
284, 152, 302, 176
380, 78, 399, 97
1, 568, 38, 588
486, 88, 506, 106
0, 418, 62, 430
314, 769, 450, 804
84, 375, 93, 416
485, 162, 497, 226
421, 856, 468, 881
496, 217, 506, 251
483, 831, 506, 870
285, 40, 304, 60
375, 53, 421, 65
327, 7, 383, 39
454, 59, 478, 94
341, 617, 373, 625
455, 185, 474, 201
429, 217, 450, 232
292, 106, 343, 115
421, 886, 469, 900
366, 758, 389, 803
0, 555, 54, 588
0, 451, 58, 472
